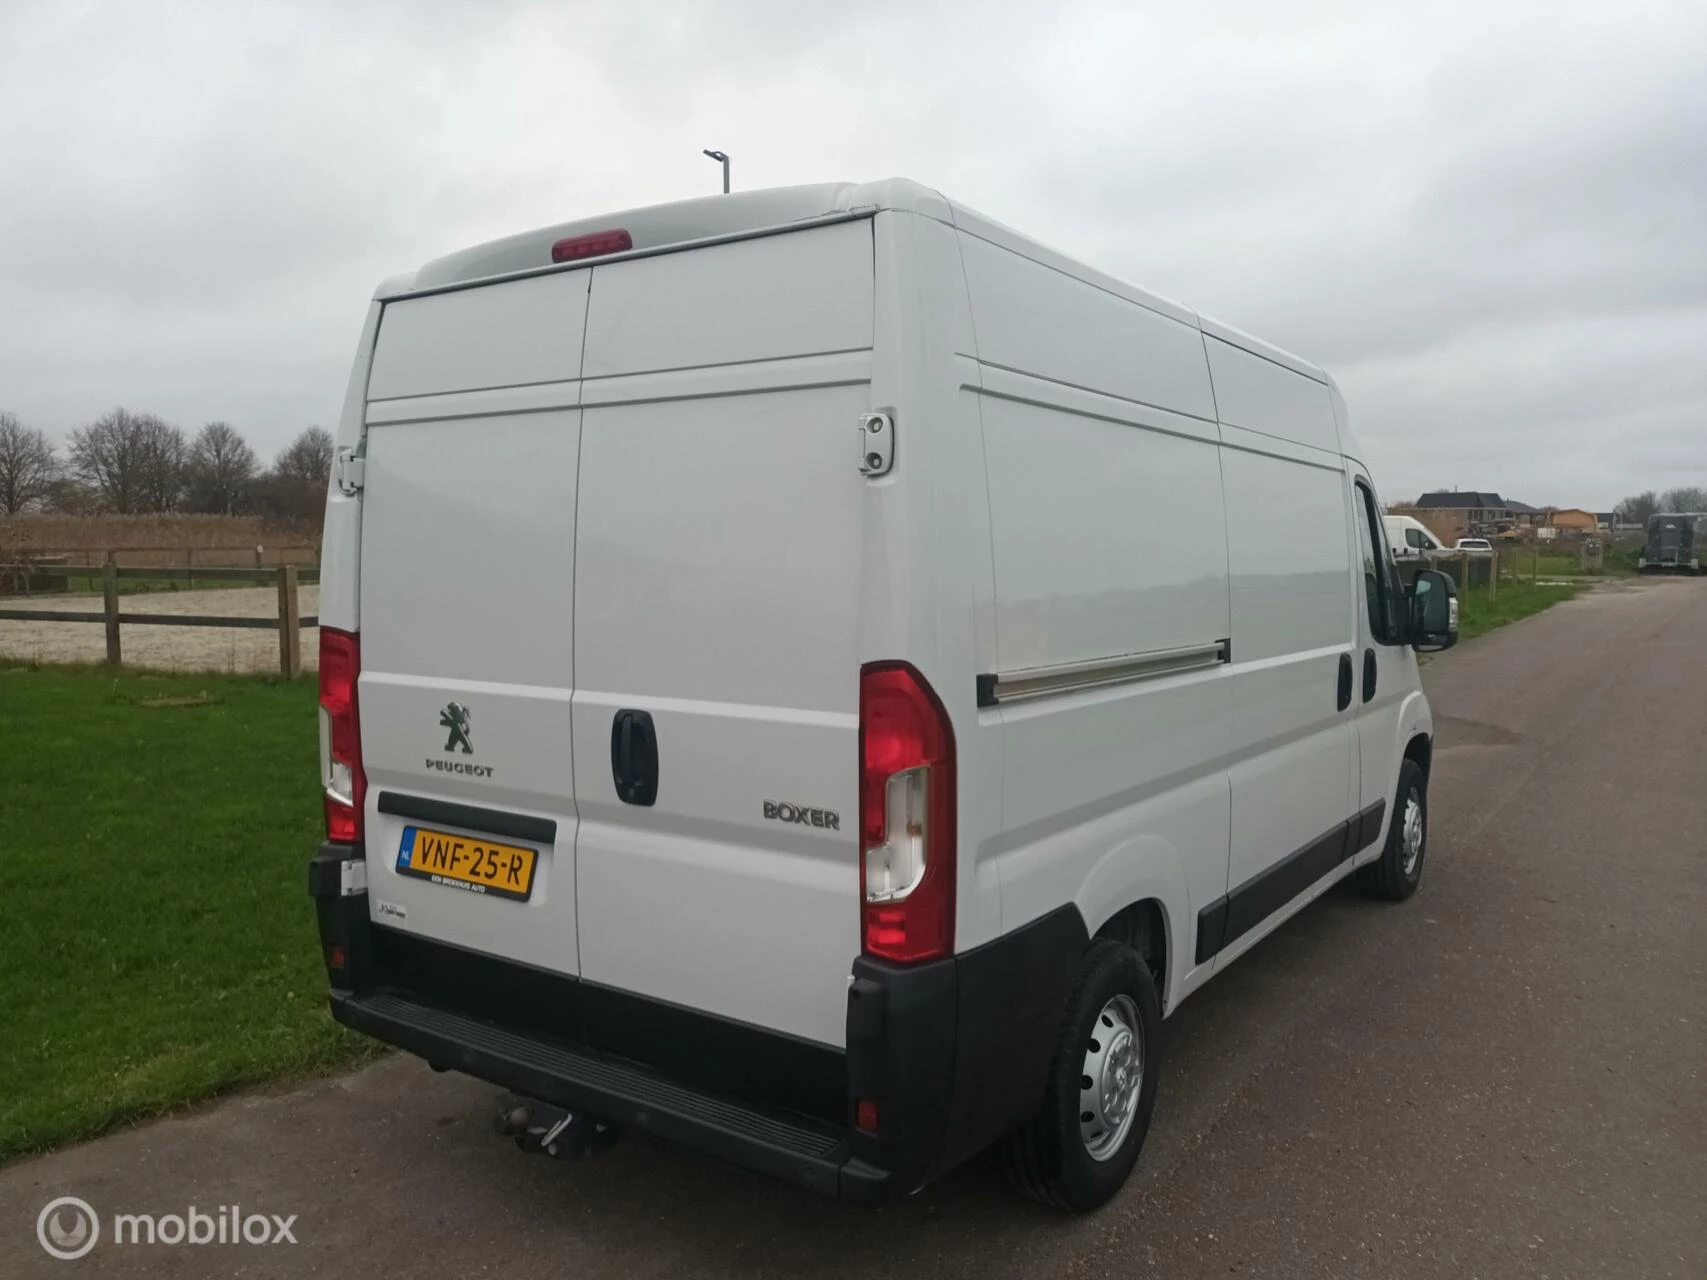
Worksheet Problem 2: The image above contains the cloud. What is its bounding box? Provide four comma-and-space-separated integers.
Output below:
1, 0, 1702, 503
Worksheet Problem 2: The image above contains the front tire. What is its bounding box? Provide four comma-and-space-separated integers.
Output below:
1358, 758, 1428, 901
1005, 939, 1161, 1211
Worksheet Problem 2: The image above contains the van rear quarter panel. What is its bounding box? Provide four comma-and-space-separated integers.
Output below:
957, 231, 1231, 1007
865, 211, 1004, 952
319, 302, 383, 633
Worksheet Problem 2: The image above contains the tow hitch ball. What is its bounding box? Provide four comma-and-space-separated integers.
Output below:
495, 1096, 620, 1159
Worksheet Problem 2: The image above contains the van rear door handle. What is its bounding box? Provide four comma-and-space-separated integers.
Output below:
1336, 654, 1353, 711
1362, 649, 1377, 703
610, 709, 659, 806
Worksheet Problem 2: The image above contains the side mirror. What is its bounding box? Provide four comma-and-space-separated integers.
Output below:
1408, 569, 1458, 651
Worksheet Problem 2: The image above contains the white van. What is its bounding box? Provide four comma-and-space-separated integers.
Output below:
310, 179, 1459, 1212
1384, 514, 1447, 559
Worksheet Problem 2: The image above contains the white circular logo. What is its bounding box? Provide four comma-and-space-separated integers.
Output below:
37, 1196, 99, 1261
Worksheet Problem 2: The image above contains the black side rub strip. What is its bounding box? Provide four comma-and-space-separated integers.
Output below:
377, 791, 557, 844
1195, 800, 1386, 964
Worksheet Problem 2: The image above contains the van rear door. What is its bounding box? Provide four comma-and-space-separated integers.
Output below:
356, 270, 589, 977
571, 220, 874, 1048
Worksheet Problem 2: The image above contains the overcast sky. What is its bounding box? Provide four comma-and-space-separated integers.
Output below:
2, 0, 1703, 507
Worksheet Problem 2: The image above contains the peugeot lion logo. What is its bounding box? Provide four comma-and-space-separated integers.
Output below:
439, 702, 473, 754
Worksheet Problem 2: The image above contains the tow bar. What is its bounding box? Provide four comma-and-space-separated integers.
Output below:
495, 1096, 621, 1160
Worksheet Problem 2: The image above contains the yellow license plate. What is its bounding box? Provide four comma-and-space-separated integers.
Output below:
396, 826, 537, 901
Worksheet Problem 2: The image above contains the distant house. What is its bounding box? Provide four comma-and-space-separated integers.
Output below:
1505, 499, 1544, 527
1413, 491, 1512, 539
1595, 512, 1621, 532
1548, 508, 1599, 535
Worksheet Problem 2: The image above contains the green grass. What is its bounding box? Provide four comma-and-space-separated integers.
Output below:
0, 662, 380, 1161
1456, 579, 1579, 641
1500, 551, 1633, 580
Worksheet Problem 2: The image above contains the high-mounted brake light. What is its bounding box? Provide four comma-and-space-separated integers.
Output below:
550, 228, 633, 263
859, 663, 956, 962
319, 628, 366, 843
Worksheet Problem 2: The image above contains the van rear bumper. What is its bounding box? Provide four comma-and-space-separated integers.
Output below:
311, 844, 1087, 1201
330, 986, 872, 1197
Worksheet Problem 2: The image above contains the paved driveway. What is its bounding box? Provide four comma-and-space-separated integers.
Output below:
4, 578, 1703, 1278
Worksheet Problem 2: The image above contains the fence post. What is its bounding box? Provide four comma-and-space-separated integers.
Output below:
186, 546, 194, 590
277, 565, 301, 677
1533, 545, 1539, 583
103, 555, 121, 667
1490, 551, 1498, 602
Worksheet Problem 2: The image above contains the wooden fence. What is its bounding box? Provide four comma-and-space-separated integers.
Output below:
0, 561, 318, 676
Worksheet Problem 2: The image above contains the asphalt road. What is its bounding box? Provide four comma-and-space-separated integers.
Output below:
4, 577, 1704, 1279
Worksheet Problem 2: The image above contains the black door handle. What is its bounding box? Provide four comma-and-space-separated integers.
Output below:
1336, 653, 1353, 711
610, 709, 658, 806
1362, 649, 1377, 703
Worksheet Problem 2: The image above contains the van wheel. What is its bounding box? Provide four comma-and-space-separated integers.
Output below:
1004, 939, 1160, 1212
1358, 759, 1427, 901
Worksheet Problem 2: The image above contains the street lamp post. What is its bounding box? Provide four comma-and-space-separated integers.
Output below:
702, 149, 730, 194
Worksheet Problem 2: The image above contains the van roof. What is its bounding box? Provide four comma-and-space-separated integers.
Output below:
379, 177, 1329, 385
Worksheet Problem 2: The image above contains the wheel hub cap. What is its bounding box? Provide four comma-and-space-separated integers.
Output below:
1080, 994, 1143, 1161
1401, 790, 1424, 878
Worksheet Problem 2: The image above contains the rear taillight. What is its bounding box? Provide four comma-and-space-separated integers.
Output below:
859, 663, 955, 962
550, 228, 633, 262
319, 628, 365, 844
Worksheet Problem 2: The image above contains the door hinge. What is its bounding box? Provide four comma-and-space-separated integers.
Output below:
334, 448, 365, 495
858, 412, 894, 477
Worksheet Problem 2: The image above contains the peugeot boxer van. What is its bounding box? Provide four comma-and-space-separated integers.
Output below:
310, 179, 1459, 1211
1384, 514, 1446, 560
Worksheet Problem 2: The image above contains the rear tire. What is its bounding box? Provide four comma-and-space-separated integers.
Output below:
1358, 758, 1427, 901
1004, 939, 1161, 1212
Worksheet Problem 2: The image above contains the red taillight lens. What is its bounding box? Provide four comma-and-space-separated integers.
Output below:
550, 228, 633, 263
859, 663, 955, 962
318, 628, 365, 843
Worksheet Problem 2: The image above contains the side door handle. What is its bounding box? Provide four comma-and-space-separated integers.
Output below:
1336, 653, 1353, 711
610, 709, 659, 807
1362, 649, 1377, 703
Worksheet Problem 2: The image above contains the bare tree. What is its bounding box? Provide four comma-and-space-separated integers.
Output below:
184, 421, 258, 514
256, 426, 336, 525
68, 409, 188, 513
0, 411, 59, 515
1659, 486, 1707, 514
274, 426, 335, 487
1617, 491, 1659, 525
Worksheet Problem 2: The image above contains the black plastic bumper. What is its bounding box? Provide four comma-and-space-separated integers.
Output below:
310, 842, 1086, 1201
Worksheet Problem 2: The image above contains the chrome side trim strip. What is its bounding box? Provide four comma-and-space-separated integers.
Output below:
977, 641, 1230, 707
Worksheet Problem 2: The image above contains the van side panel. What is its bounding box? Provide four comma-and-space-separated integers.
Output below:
957, 233, 1219, 421
960, 233, 1231, 1009
571, 221, 873, 1048
1215, 434, 1358, 945
1205, 337, 1339, 453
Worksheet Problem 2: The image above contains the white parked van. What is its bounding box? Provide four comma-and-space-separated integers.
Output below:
310, 179, 1459, 1211
1384, 514, 1447, 559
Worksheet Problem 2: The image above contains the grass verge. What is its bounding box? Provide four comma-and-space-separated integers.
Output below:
1456, 579, 1580, 642
0, 661, 380, 1162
